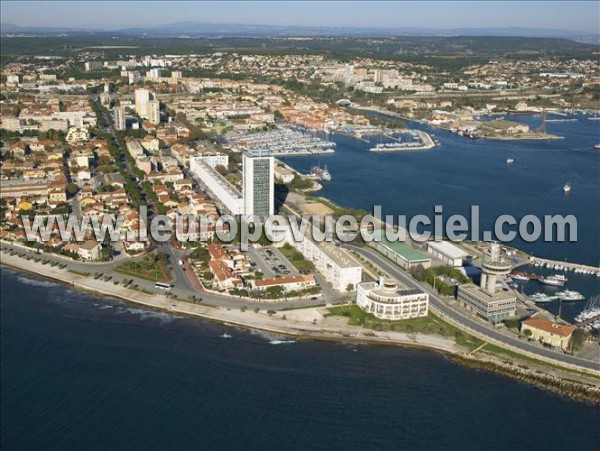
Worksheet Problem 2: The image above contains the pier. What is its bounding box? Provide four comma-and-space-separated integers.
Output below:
528, 257, 600, 277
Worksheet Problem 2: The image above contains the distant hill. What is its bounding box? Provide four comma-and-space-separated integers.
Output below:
1, 21, 598, 43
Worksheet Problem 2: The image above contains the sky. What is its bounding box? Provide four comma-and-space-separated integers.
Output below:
1, 1, 599, 33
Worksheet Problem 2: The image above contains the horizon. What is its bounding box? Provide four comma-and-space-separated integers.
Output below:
1, 1, 599, 34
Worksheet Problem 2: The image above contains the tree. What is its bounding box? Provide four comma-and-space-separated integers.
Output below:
66, 183, 79, 196
346, 283, 354, 293
523, 329, 533, 337
215, 164, 228, 176
569, 329, 589, 353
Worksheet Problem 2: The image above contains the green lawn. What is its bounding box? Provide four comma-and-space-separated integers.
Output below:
279, 243, 314, 272
116, 254, 172, 282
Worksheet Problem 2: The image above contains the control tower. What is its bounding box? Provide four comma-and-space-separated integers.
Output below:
480, 242, 512, 295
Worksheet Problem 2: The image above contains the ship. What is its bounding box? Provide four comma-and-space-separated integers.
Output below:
563, 183, 571, 194
509, 272, 529, 281
594, 144, 600, 150
506, 158, 515, 164
311, 164, 331, 181
555, 290, 585, 302
538, 274, 567, 287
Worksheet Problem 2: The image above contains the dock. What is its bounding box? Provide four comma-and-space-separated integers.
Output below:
529, 257, 600, 277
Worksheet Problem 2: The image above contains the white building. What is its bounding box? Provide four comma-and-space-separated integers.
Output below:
189, 158, 243, 215
292, 231, 362, 292
357, 278, 429, 320
134, 88, 151, 118
190, 153, 229, 170
66, 127, 90, 144
427, 241, 469, 267
113, 107, 126, 131
243, 149, 274, 220
147, 100, 160, 125
128, 71, 142, 85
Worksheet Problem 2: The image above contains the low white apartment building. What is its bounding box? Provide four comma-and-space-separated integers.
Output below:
189, 158, 243, 215
292, 231, 362, 292
190, 153, 229, 170
356, 278, 429, 320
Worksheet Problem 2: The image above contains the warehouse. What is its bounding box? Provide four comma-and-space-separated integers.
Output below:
427, 241, 470, 267
369, 231, 431, 269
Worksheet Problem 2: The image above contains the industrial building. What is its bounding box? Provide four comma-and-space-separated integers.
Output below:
427, 241, 470, 267
357, 277, 429, 320
369, 230, 431, 269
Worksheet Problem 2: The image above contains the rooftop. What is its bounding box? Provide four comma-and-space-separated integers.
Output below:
427, 240, 469, 259
370, 230, 430, 262
522, 317, 575, 337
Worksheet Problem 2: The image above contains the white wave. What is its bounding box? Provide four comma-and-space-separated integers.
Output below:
116, 306, 180, 323
16, 275, 59, 288
249, 329, 287, 342
269, 340, 296, 345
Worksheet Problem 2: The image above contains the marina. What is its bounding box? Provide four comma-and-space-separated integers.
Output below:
369, 129, 436, 152
226, 126, 336, 156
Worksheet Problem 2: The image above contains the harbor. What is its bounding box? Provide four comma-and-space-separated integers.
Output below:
226, 125, 336, 156
369, 129, 436, 152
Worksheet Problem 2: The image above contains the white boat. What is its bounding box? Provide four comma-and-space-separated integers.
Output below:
555, 290, 585, 302
529, 293, 552, 303
220, 333, 232, 338
311, 164, 331, 181
538, 274, 568, 286
563, 183, 571, 194
506, 158, 515, 164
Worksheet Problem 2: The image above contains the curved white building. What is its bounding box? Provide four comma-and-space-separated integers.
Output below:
356, 278, 429, 320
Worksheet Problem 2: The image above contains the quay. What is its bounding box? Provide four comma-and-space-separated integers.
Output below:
529, 257, 600, 276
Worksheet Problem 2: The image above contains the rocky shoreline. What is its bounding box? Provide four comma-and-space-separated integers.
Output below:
453, 353, 600, 404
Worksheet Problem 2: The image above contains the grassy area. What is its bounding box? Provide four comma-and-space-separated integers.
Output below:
279, 243, 315, 273
312, 197, 370, 221
116, 254, 172, 282
326, 305, 483, 349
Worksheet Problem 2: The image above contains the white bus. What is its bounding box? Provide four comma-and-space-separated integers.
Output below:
155, 281, 174, 290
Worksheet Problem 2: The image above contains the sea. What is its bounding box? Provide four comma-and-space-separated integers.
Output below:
2, 114, 600, 450
1, 267, 599, 451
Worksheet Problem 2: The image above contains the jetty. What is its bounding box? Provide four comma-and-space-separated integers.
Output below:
529, 257, 600, 277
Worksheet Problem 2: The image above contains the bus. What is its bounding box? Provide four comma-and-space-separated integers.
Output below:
155, 281, 174, 290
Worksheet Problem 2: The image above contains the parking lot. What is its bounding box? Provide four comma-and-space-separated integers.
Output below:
248, 246, 299, 279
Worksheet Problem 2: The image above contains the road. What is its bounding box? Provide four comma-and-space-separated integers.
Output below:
345, 244, 600, 372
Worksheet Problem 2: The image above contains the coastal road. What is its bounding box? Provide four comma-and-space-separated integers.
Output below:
0, 241, 331, 312
345, 244, 600, 372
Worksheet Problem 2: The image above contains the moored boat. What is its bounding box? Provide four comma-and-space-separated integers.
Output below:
538, 274, 567, 287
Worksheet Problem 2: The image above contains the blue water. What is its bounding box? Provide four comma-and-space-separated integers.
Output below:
1, 268, 599, 450
282, 114, 600, 267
